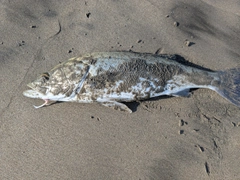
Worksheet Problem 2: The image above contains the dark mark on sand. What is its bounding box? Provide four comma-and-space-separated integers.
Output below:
205, 162, 210, 175
86, 12, 91, 18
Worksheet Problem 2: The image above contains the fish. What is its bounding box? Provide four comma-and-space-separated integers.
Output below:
23, 51, 240, 113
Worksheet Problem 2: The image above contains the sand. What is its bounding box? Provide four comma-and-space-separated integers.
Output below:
1, 0, 240, 179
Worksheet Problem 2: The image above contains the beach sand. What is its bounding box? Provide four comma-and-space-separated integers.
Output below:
1, 0, 240, 179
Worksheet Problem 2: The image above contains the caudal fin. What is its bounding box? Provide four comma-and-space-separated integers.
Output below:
215, 68, 240, 107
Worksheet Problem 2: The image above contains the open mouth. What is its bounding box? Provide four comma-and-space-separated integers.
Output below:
22, 83, 50, 108
23, 89, 49, 109
23, 83, 69, 108
23, 83, 44, 99
23, 88, 51, 108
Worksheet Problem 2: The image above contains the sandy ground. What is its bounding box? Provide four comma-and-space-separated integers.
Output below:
1, 0, 240, 179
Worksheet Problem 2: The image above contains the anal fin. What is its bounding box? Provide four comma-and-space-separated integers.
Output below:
101, 101, 132, 113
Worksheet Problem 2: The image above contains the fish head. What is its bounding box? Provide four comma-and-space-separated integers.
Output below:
23, 59, 90, 101
23, 71, 66, 101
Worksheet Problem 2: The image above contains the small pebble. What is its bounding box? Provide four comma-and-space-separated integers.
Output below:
179, 119, 184, 126
179, 130, 184, 134
174, 21, 179, 27
86, 12, 91, 18
185, 40, 194, 47
231, 122, 236, 127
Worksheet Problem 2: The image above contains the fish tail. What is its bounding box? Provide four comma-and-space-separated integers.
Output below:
214, 68, 240, 107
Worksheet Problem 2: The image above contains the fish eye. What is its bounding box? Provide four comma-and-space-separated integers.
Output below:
41, 72, 50, 80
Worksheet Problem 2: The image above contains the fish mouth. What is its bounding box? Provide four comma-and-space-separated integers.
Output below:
23, 83, 68, 101
23, 90, 45, 99
23, 83, 52, 109
23, 83, 45, 99
23, 89, 43, 98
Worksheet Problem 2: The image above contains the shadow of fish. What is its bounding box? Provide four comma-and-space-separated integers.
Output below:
23, 52, 240, 113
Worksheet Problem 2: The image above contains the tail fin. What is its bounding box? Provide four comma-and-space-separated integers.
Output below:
215, 68, 240, 107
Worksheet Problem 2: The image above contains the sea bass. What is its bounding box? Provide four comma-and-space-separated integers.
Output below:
23, 52, 240, 113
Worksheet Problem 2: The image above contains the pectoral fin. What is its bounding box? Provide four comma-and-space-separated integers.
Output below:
171, 89, 191, 97
100, 101, 132, 113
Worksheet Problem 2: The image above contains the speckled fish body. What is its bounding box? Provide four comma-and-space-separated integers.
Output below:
23, 52, 240, 112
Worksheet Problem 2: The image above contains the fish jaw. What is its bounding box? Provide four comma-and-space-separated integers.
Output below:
23, 89, 47, 99
23, 90, 52, 108
23, 88, 70, 101
22, 82, 47, 99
